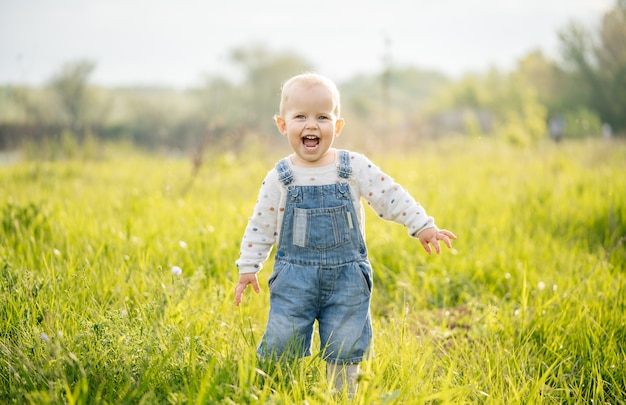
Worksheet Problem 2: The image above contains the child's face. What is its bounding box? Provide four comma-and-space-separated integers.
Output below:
275, 83, 345, 167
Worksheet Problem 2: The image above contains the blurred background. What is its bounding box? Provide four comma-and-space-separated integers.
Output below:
0, 0, 624, 156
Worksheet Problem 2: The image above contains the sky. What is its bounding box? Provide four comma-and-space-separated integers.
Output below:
0, 0, 615, 88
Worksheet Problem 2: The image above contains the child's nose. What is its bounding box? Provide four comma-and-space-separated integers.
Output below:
305, 119, 318, 129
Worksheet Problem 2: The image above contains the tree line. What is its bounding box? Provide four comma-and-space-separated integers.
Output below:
0, 1, 623, 154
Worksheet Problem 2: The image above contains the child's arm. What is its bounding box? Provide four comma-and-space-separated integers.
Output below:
235, 171, 281, 273
234, 169, 281, 304
354, 153, 457, 253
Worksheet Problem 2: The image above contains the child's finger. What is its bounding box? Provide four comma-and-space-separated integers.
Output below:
437, 230, 456, 249
440, 235, 452, 249
440, 229, 457, 240
235, 284, 246, 306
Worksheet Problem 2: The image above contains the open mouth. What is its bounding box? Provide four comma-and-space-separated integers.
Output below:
302, 135, 320, 148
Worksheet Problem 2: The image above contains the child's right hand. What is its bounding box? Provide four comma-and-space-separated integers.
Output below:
235, 273, 260, 306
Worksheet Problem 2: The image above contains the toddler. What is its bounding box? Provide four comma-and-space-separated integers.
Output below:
235, 73, 456, 397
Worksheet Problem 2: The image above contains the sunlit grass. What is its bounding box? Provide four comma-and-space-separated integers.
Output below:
1, 137, 624, 403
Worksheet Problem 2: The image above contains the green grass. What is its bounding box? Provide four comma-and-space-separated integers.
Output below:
1, 138, 625, 404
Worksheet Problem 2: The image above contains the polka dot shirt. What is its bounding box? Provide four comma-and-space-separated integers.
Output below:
236, 150, 435, 274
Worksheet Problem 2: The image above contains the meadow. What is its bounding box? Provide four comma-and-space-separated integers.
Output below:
0, 137, 624, 404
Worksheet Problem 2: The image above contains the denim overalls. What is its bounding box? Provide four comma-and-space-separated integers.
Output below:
257, 151, 373, 365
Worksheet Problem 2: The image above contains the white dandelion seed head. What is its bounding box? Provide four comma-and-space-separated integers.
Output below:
537, 281, 546, 290
171, 266, 182, 276
178, 240, 187, 249
40, 332, 50, 342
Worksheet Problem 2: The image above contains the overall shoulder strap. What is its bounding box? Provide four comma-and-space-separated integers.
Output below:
337, 150, 352, 180
275, 158, 294, 186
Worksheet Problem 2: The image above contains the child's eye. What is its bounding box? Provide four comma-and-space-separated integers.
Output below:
318, 115, 329, 120
295, 114, 306, 119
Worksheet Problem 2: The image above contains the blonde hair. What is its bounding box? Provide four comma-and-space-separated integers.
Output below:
278, 73, 341, 118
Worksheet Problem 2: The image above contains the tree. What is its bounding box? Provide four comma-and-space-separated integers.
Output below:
340, 67, 449, 142
558, 1, 626, 132
597, 0, 626, 131
48, 60, 96, 135
229, 45, 312, 134
516, 50, 566, 114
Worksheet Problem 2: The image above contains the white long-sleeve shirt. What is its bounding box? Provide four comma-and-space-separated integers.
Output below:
236, 150, 435, 274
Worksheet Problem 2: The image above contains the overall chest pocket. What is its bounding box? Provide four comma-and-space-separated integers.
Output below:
293, 205, 353, 250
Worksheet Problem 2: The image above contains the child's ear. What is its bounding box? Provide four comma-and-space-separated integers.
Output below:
275, 115, 287, 135
334, 118, 345, 136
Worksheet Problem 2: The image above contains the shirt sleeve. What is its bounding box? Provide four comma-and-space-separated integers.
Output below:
235, 169, 282, 274
352, 152, 435, 237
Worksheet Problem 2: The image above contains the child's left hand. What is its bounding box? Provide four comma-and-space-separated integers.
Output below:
418, 228, 457, 255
